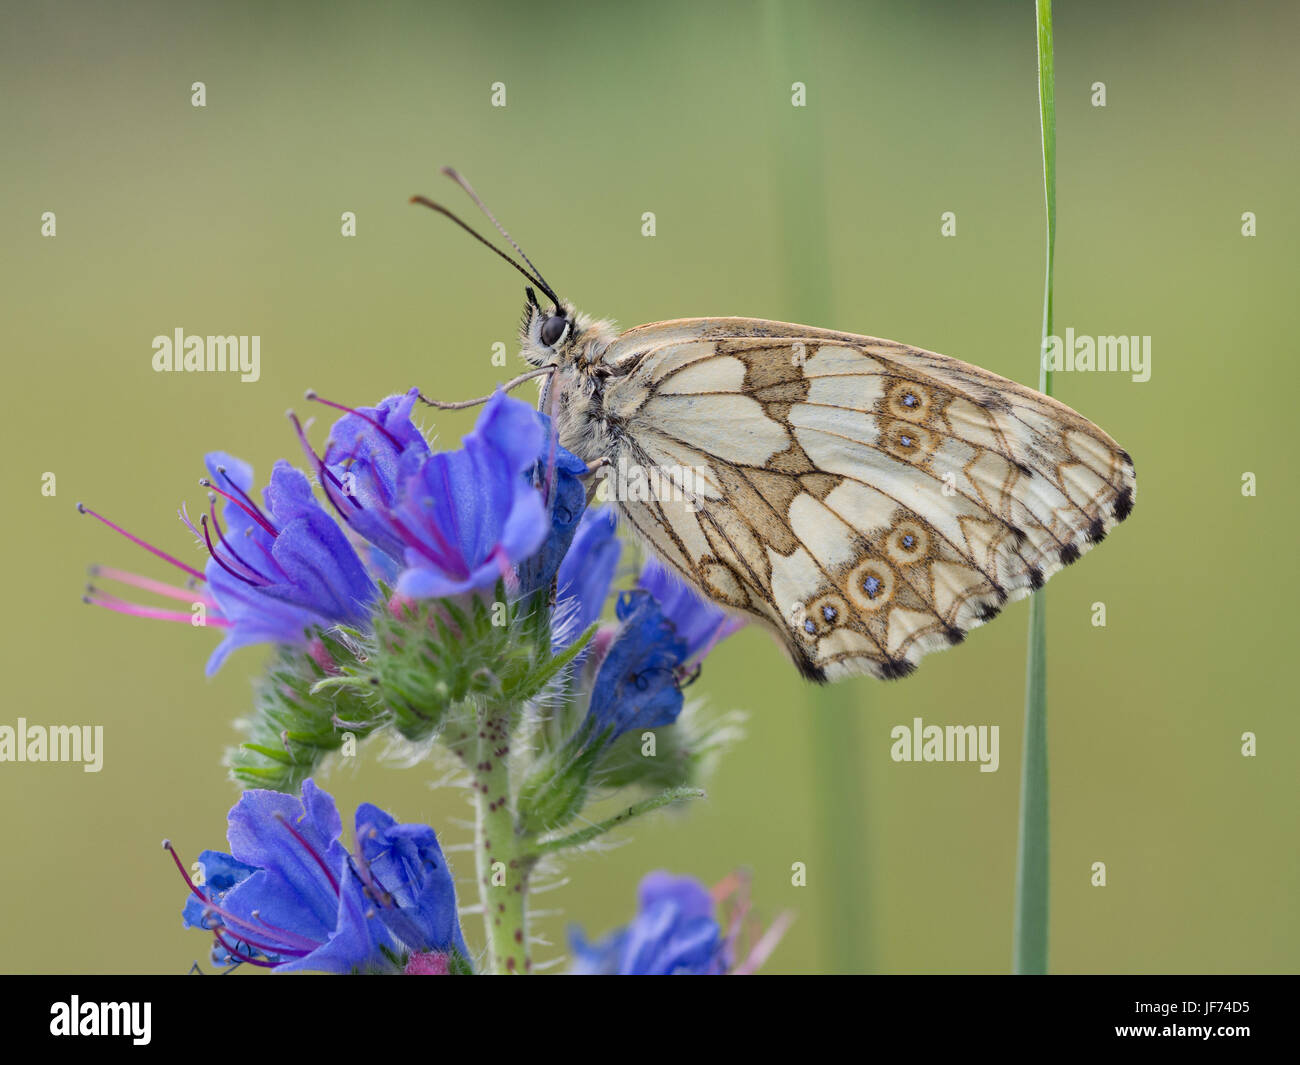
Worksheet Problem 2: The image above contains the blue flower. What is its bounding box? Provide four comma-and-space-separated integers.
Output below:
195, 455, 378, 675
585, 590, 689, 741
551, 506, 621, 650
638, 558, 744, 662
352, 801, 467, 961
307, 388, 432, 566
569, 872, 727, 975
387, 391, 552, 600
169, 779, 469, 973
518, 415, 589, 599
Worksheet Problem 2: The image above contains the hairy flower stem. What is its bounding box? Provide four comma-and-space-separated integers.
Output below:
471, 705, 533, 974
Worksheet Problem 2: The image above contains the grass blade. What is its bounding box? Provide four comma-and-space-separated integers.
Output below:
1014, 0, 1056, 976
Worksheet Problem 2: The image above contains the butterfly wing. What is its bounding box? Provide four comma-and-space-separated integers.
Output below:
598, 318, 1136, 681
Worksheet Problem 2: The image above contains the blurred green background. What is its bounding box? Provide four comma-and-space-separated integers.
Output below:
2, 0, 1296, 974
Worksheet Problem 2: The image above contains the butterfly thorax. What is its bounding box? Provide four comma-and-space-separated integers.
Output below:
521, 300, 629, 464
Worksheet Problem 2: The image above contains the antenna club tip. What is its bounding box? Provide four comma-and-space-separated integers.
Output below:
304, 389, 318, 401
76, 501, 87, 513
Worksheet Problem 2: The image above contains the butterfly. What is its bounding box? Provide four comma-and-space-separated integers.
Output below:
413, 170, 1136, 682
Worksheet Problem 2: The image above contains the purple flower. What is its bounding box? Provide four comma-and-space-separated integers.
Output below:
517, 415, 590, 599
585, 591, 689, 741
551, 506, 621, 650
386, 391, 551, 600
294, 388, 432, 567
569, 872, 727, 975
638, 558, 744, 662
195, 455, 378, 675
168, 779, 469, 973
79, 453, 378, 675
577, 552, 743, 746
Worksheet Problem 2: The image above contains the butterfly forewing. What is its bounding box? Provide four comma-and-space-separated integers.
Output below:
597, 318, 1136, 681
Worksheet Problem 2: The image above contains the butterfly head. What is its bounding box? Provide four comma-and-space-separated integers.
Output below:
520, 288, 577, 365
519, 288, 612, 370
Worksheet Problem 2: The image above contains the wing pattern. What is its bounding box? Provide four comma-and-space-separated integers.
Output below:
598, 318, 1136, 681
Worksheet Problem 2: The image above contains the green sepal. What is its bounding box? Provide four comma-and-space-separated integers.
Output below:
595, 704, 747, 793
356, 583, 592, 742
515, 725, 607, 836
504, 621, 597, 703
528, 785, 707, 857
227, 636, 385, 792
446, 948, 475, 976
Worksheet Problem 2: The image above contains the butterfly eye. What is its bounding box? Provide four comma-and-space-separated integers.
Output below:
540, 315, 568, 347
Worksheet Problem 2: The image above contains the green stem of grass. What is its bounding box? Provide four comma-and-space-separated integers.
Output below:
1014, 0, 1055, 976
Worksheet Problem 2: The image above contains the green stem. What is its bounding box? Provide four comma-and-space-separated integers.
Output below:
472, 705, 532, 974
1014, 0, 1055, 976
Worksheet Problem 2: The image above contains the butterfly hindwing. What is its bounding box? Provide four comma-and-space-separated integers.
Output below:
598, 318, 1136, 681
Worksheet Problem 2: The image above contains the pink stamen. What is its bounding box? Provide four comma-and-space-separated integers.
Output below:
305, 390, 403, 451
387, 511, 465, 576
203, 919, 310, 960
733, 910, 796, 976
215, 466, 279, 533
199, 478, 278, 538
242, 909, 323, 953
409, 472, 469, 579
89, 565, 212, 605
212, 930, 279, 968
274, 812, 341, 894
84, 592, 230, 626
208, 496, 273, 583
711, 871, 743, 905
163, 841, 317, 957
78, 503, 206, 582
288, 412, 360, 520
201, 515, 269, 587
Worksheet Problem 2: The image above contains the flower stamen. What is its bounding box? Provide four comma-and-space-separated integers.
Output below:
77, 503, 206, 582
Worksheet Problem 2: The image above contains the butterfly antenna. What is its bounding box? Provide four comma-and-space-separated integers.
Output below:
440, 166, 563, 309
409, 195, 560, 306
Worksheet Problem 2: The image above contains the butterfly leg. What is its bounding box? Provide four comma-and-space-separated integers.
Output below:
581, 456, 612, 504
